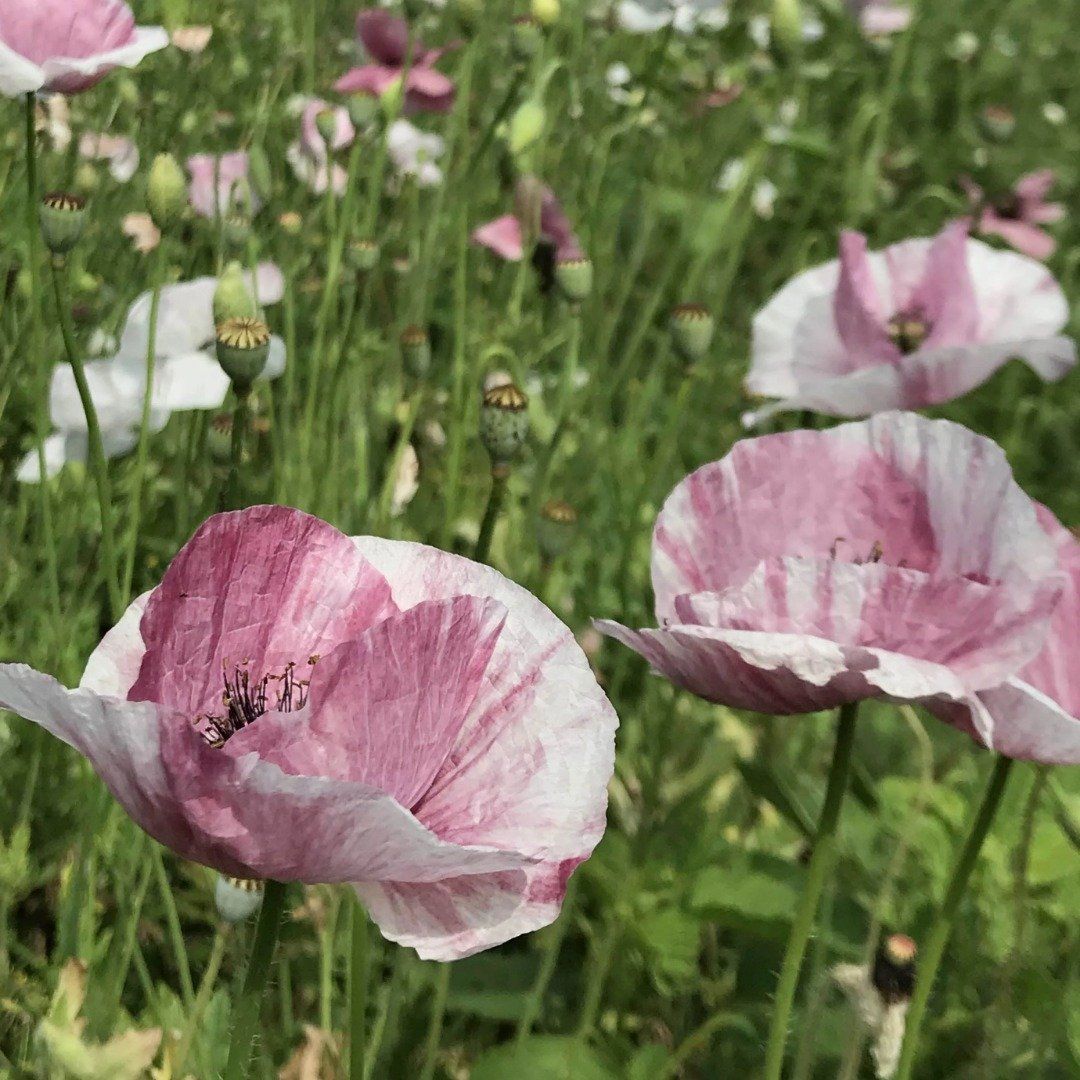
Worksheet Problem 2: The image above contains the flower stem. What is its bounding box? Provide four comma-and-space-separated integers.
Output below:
474, 470, 509, 566
893, 755, 1014, 1080
418, 964, 451, 1080
48, 260, 125, 623
225, 389, 252, 511
762, 700, 859, 1080
223, 879, 287, 1080
348, 897, 370, 1080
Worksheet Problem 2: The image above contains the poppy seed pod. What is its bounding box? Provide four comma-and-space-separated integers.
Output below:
216, 316, 271, 391
537, 500, 578, 561
670, 303, 715, 362
39, 192, 87, 257
147, 152, 186, 231
401, 325, 432, 379
511, 16, 543, 60
555, 255, 593, 304
480, 382, 529, 470
222, 212, 252, 248
215, 875, 264, 923
349, 238, 380, 272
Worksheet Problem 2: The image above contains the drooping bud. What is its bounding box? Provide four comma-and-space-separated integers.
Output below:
872, 933, 917, 1005
348, 238, 380, 272
213, 262, 258, 323
39, 193, 87, 257
215, 875, 264, 923
216, 316, 272, 392
531, 0, 561, 27
537, 499, 577, 561
511, 16, 543, 60
480, 382, 529, 473
555, 255, 593, 304
400, 325, 432, 379
146, 152, 187, 231
347, 92, 379, 129
670, 303, 715, 362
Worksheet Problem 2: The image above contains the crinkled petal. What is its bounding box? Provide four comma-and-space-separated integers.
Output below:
405, 65, 455, 112
82, 592, 152, 697
833, 231, 897, 364
966, 238, 1069, 342
912, 221, 979, 348
39, 26, 168, 94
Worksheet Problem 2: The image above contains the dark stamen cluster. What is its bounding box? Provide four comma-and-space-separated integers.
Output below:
829, 537, 885, 564
887, 315, 929, 355
199, 657, 317, 748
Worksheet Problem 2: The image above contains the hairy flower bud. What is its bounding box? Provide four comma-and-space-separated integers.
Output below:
147, 152, 186, 231
39, 193, 87, 257
480, 382, 529, 471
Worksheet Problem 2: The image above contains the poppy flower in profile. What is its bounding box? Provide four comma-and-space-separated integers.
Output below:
334, 9, 458, 114
744, 221, 1075, 425
961, 170, 1065, 262
0, 0, 167, 96
286, 98, 356, 196
79, 131, 140, 182
597, 412, 1063, 723
186, 152, 260, 219
473, 179, 583, 262
0, 507, 617, 960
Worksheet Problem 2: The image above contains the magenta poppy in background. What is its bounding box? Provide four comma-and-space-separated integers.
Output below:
187, 152, 260, 219
932, 506, 1080, 764
0, 0, 167, 96
334, 9, 458, 114
473, 181, 584, 262
744, 221, 1076, 424
962, 170, 1065, 261
597, 412, 1062, 720
0, 507, 616, 961
286, 98, 356, 196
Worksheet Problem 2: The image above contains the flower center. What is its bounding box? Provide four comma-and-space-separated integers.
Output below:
198, 657, 318, 748
994, 193, 1023, 221
886, 314, 928, 355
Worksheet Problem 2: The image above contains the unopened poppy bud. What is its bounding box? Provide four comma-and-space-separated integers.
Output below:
213, 262, 258, 323
872, 933, 917, 1005
531, 0, 561, 26
347, 92, 379, 129
222, 212, 251, 248
39, 193, 87, 257
215, 875, 264, 923
216, 316, 271, 391
315, 107, 339, 147
670, 303, 714, 362
772, 0, 803, 54
349, 238, 379, 272
509, 98, 546, 157
400, 325, 432, 379
147, 152, 186, 231
247, 144, 273, 202
511, 16, 543, 60
537, 499, 577, 561
555, 256, 593, 304
481, 382, 529, 471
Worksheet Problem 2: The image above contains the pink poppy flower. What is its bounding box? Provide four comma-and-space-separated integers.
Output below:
845, 0, 911, 36
334, 9, 458, 114
744, 221, 1076, 425
0, 507, 616, 960
962, 170, 1066, 262
597, 413, 1062, 719
0, 0, 167, 97
187, 152, 260, 219
931, 506, 1080, 764
473, 181, 584, 262
286, 98, 356, 196
79, 131, 139, 182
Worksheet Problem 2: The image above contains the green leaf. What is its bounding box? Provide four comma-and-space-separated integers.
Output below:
448, 952, 540, 1021
636, 908, 701, 982
471, 1037, 617, 1080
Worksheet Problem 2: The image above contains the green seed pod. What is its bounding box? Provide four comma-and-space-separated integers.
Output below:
222, 212, 252, 248
215, 875, 264, 923
216, 316, 271, 391
555, 256, 593, 304
511, 16, 543, 60
147, 152, 187, 231
348, 238, 379, 272
213, 262, 258, 323
670, 303, 715, 363
39, 193, 87, 257
480, 382, 530, 470
537, 499, 577, 561
400, 325, 432, 379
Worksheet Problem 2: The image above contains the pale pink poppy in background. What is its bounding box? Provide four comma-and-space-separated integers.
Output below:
187, 152, 260, 219
334, 9, 458, 114
169, 25, 213, 54
0, 507, 616, 960
286, 98, 356, 196
932, 506, 1080, 764
597, 412, 1062, 720
121, 212, 161, 253
0, 0, 167, 96
744, 221, 1076, 424
961, 170, 1065, 261
846, 0, 911, 36
79, 131, 139, 182
473, 181, 584, 262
